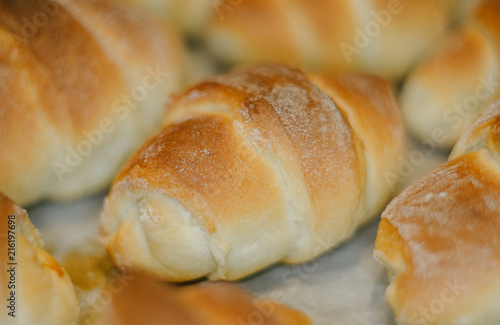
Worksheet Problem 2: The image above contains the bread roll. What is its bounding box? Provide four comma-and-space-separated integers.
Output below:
0, 0, 184, 206
100, 63, 404, 282
108, 0, 449, 80
0, 192, 80, 325
205, 0, 448, 80
400, 0, 500, 149
87, 274, 311, 325
0, 191, 308, 324
374, 100, 500, 324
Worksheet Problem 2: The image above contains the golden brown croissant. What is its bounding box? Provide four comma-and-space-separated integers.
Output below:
205, 0, 451, 80
400, 0, 500, 149
374, 100, 500, 324
100, 63, 404, 282
112, 0, 450, 80
86, 274, 311, 325
0, 0, 184, 206
0, 192, 80, 325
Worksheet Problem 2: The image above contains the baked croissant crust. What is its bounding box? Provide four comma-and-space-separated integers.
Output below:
100, 63, 404, 282
110, 0, 449, 80
375, 100, 500, 324
87, 274, 311, 325
0, 192, 80, 325
0, 0, 184, 206
400, 0, 500, 148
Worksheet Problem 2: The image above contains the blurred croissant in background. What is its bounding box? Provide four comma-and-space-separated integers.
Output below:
111, 0, 463, 81
0, 0, 185, 206
401, 0, 500, 148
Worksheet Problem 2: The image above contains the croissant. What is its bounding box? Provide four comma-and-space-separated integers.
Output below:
374, 101, 500, 324
400, 0, 500, 149
109, 0, 449, 80
100, 63, 404, 282
0, 192, 80, 325
86, 274, 311, 325
0, 192, 310, 325
205, 0, 450, 80
0, 0, 184, 206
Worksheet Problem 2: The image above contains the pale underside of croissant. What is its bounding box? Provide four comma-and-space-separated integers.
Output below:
374, 101, 500, 324
0, 0, 184, 206
401, 0, 500, 149
100, 63, 404, 282
0, 192, 80, 325
0, 192, 311, 325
